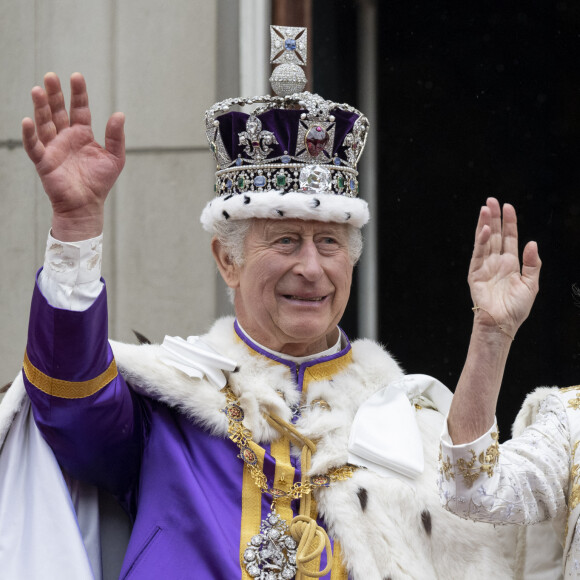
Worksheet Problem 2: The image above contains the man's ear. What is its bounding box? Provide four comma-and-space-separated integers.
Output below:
211, 237, 240, 289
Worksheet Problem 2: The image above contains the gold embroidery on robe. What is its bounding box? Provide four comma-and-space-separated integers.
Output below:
568, 442, 580, 511
479, 432, 500, 478
453, 432, 500, 488
439, 446, 455, 482
565, 441, 580, 540
568, 393, 580, 411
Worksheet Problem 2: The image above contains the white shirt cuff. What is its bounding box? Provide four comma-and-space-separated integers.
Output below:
38, 231, 104, 311
441, 417, 498, 449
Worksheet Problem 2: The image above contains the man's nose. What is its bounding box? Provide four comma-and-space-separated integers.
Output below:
294, 240, 324, 280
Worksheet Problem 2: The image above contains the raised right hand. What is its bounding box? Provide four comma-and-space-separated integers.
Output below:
22, 72, 125, 241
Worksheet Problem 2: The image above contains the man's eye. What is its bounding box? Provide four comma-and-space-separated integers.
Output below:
278, 237, 293, 244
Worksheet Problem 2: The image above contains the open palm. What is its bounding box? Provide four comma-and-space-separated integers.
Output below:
22, 72, 125, 240
468, 199, 541, 337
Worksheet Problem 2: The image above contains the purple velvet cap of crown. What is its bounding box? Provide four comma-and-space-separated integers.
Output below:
216, 107, 360, 165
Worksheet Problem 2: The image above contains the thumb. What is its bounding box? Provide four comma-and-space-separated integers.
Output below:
105, 112, 125, 163
521, 241, 541, 292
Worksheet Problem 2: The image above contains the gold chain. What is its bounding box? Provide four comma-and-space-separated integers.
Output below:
221, 387, 356, 500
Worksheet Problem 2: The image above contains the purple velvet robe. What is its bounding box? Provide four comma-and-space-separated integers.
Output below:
24, 278, 350, 579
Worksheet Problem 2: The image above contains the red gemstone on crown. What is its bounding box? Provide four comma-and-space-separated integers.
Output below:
306, 126, 329, 157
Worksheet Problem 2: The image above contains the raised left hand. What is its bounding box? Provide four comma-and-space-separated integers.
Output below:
467, 197, 541, 339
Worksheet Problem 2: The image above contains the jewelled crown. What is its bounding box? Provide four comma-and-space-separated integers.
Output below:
200, 25, 370, 231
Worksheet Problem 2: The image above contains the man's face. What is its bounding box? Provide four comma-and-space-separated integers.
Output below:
222, 219, 354, 357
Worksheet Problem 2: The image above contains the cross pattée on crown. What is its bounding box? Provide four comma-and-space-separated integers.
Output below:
270, 25, 307, 67
269, 25, 308, 96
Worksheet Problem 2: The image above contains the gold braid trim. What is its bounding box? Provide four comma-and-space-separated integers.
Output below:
23, 350, 118, 399
265, 413, 317, 455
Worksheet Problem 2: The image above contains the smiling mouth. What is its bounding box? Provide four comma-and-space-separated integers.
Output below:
285, 295, 325, 301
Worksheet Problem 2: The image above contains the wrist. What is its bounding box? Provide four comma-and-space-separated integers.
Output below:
469, 317, 514, 354
51, 213, 104, 242
471, 304, 516, 341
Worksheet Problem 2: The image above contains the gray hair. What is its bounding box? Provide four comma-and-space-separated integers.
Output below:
213, 218, 364, 267
212, 219, 253, 267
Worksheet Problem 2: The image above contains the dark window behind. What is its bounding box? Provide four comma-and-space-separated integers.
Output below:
313, 0, 580, 440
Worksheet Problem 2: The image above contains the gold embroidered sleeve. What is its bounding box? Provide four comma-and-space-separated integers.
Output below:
439, 396, 570, 528
440, 432, 500, 489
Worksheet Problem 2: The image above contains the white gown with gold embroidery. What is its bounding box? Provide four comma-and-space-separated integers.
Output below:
438, 387, 580, 578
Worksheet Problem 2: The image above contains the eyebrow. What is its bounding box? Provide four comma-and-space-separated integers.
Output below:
266, 223, 345, 235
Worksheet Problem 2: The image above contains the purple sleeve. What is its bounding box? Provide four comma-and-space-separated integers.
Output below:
23, 272, 144, 498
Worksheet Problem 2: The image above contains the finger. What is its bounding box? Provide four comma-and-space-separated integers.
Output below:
31, 85, 57, 145
501, 203, 519, 258
487, 197, 502, 254
478, 223, 492, 245
22, 117, 45, 164
521, 241, 541, 292
105, 112, 126, 162
69, 72, 92, 127
44, 72, 70, 133
474, 205, 492, 247
470, 206, 492, 270
473, 203, 487, 239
